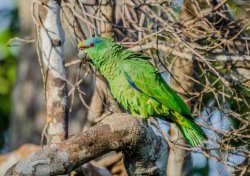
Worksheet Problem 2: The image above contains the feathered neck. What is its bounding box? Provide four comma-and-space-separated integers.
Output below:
88, 43, 124, 68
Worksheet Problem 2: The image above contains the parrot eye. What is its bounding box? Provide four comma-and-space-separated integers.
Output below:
89, 43, 95, 47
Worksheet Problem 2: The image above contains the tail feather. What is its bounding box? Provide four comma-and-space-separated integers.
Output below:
178, 124, 207, 147
171, 111, 208, 147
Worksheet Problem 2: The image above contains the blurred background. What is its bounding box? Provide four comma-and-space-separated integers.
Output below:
0, 0, 249, 175
0, 0, 19, 153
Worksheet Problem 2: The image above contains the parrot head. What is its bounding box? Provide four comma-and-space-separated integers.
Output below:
77, 36, 114, 64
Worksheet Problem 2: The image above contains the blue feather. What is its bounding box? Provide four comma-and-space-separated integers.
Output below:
85, 37, 102, 46
124, 71, 158, 101
124, 71, 142, 92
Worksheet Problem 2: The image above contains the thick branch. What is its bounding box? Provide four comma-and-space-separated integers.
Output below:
39, 0, 69, 144
5, 114, 168, 176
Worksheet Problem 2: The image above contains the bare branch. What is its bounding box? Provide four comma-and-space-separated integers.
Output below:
129, 42, 250, 62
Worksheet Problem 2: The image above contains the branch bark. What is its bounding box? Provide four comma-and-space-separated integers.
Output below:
5, 114, 168, 176
38, 0, 69, 145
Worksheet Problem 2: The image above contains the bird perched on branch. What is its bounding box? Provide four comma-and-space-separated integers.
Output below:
78, 36, 207, 147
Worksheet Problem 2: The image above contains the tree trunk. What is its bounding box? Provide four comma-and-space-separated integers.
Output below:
38, 0, 69, 145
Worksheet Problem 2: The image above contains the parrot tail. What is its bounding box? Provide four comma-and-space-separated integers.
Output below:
178, 123, 208, 147
171, 111, 208, 147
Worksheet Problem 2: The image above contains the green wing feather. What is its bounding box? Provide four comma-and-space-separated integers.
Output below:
122, 58, 193, 119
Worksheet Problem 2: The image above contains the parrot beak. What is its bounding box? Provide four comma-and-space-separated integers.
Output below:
78, 41, 88, 62
78, 51, 87, 61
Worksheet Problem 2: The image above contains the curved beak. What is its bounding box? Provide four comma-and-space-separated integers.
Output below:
78, 51, 87, 61
78, 41, 88, 61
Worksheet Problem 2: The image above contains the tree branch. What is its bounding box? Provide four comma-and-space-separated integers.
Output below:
5, 114, 168, 176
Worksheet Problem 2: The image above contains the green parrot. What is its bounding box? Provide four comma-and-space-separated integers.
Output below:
78, 37, 207, 147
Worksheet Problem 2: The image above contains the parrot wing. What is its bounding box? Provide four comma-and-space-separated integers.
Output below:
122, 59, 193, 120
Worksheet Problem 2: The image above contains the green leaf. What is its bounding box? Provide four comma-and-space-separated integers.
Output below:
0, 77, 10, 94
